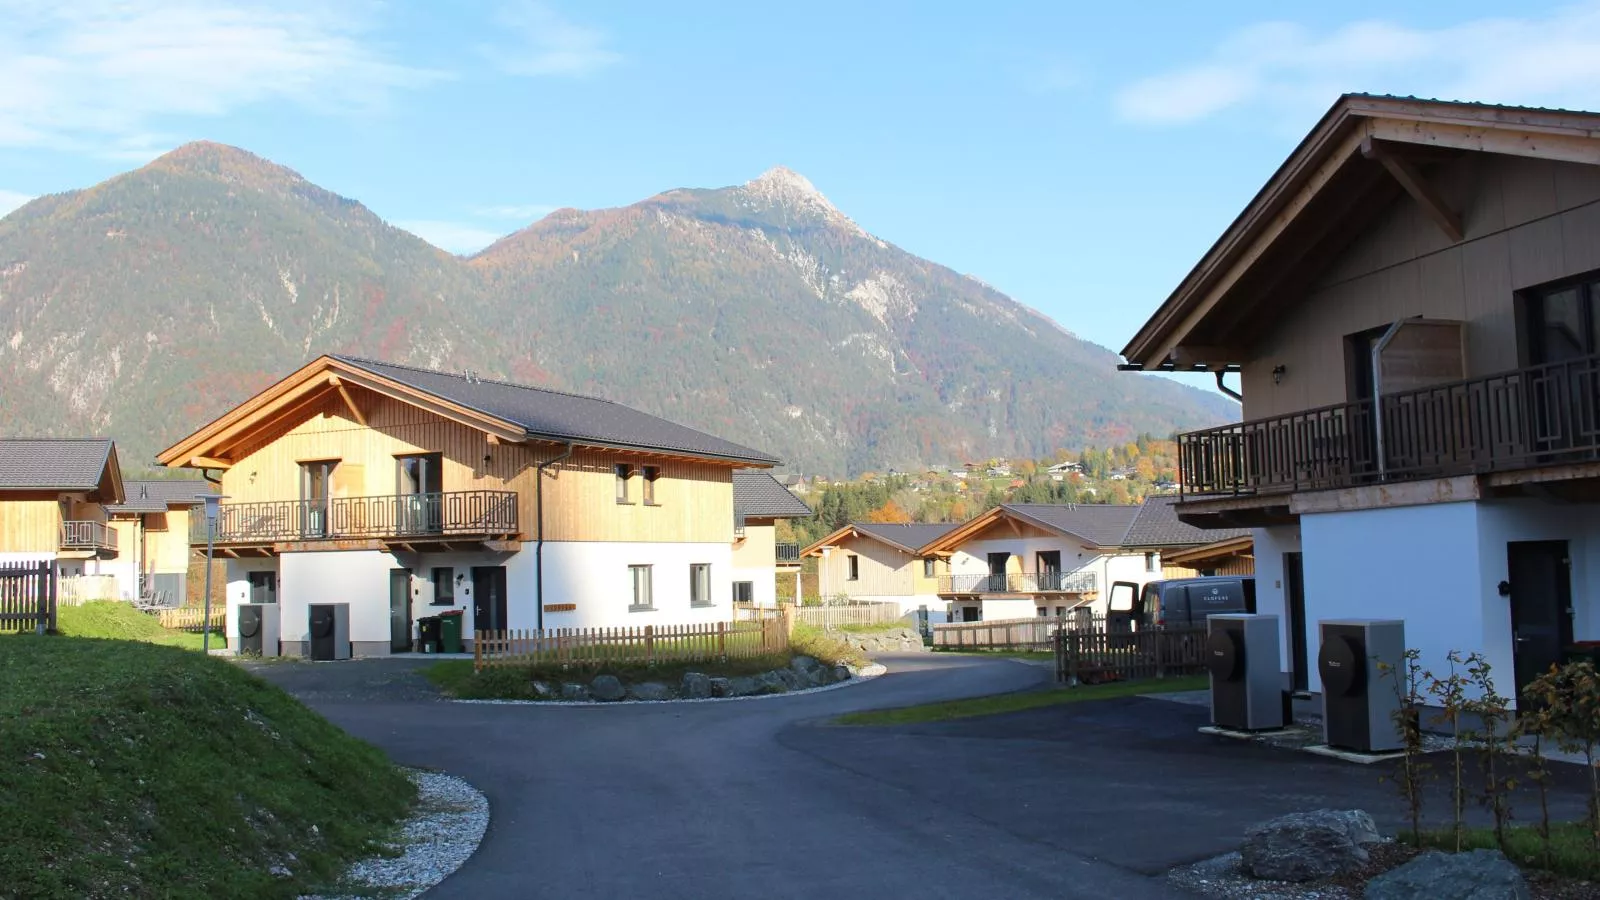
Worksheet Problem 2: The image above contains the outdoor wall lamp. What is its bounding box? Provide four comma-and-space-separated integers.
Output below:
1497, 580, 1511, 597
1272, 364, 1286, 385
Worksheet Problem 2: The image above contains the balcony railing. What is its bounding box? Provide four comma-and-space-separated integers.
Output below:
1180, 352, 1600, 498
60, 520, 117, 552
190, 491, 519, 545
939, 570, 1097, 594
775, 542, 801, 562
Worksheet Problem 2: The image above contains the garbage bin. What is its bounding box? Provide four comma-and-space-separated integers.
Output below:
417, 615, 442, 654
438, 610, 464, 654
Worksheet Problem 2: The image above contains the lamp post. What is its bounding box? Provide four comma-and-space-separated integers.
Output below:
198, 493, 229, 654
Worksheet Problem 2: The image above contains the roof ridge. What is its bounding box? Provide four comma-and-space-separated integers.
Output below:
334, 355, 633, 408
0, 437, 115, 442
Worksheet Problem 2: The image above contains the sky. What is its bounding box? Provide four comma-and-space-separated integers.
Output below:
6, 0, 1600, 386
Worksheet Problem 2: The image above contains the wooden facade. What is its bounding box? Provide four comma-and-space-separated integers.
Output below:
0, 496, 65, 554
814, 532, 935, 598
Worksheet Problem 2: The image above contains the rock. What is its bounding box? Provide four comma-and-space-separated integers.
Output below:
790, 655, 821, 674
776, 667, 807, 691
530, 680, 555, 698
1240, 809, 1380, 882
708, 676, 733, 698
828, 626, 927, 655
590, 674, 626, 702
1364, 849, 1528, 900
561, 683, 590, 701
801, 664, 826, 686
628, 681, 672, 701
726, 676, 759, 697
756, 671, 788, 694
268, 865, 292, 878
681, 672, 712, 699
832, 665, 851, 683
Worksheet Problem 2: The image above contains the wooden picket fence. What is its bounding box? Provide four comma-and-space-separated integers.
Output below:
0, 561, 55, 634
1055, 625, 1208, 685
933, 612, 1106, 651
153, 606, 226, 633
474, 617, 789, 671
58, 574, 121, 606
791, 600, 903, 630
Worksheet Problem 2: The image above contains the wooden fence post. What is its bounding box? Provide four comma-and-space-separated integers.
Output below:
780, 603, 795, 638
644, 625, 654, 664
717, 621, 726, 658
473, 631, 482, 671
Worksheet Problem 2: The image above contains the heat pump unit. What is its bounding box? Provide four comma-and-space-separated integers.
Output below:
1206, 614, 1284, 731
1318, 619, 1406, 752
237, 602, 280, 657
309, 603, 351, 661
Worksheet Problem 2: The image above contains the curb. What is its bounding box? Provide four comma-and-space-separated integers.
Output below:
452, 663, 888, 707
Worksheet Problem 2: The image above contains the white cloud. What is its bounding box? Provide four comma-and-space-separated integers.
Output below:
0, 189, 36, 217
474, 203, 559, 220
0, 1, 444, 152
1114, 3, 1600, 126
394, 220, 508, 256
486, 1, 620, 77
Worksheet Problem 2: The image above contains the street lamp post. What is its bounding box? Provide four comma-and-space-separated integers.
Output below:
198, 493, 229, 654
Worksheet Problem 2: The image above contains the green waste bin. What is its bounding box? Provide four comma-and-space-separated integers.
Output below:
438, 610, 464, 654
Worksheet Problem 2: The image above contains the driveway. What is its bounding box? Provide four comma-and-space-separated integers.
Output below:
250, 654, 1592, 899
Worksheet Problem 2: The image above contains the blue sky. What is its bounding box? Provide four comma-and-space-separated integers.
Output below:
4, 0, 1600, 379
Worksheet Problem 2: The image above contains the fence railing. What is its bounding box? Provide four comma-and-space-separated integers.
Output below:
732, 602, 785, 622
153, 606, 227, 633
1055, 624, 1208, 684
933, 612, 1106, 651
191, 490, 519, 544
473, 618, 789, 670
60, 520, 118, 552
58, 574, 121, 605
0, 561, 55, 633
938, 570, 1098, 594
775, 543, 802, 562
1179, 351, 1600, 497
791, 600, 904, 629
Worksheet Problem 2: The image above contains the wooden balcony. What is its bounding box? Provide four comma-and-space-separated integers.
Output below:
60, 520, 118, 556
190, 490, 520, 554
1179, 353, 1600, 499
939, 570, 1097, 595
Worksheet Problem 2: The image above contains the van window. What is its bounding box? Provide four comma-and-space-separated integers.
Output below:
1143, 584, 1163, 623
1107, 581, 1137, 612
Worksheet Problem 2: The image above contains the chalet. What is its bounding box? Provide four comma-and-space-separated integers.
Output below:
731, 471, 812, 606
1120, 94, 1600, 707
103, 479, 210, 604
0, 439, 124, 578
801, 522, 962, 616
156, 355, 782, 656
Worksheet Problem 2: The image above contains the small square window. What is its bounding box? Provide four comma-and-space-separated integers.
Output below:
847, 555, 859, 581
1036, 607, 1047, 617
642, 466, 660, 505
1144, 552, 1158, 573
690, 563, 712, 607
922, 558, 935, 578
629, 564, 653, 611
732, 581, 754, 604
431, 567, 454, 605
616, 464, 633, 503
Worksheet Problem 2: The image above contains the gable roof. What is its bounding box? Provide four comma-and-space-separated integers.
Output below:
158, 355, 780, 468
0, 439, 124, 503
1120, 94, 1600, 370
919, 498, 1247, 554
107, 479, 213, 514
800, 521, 961, 558
1120, 496, 1250, 548
732, 471, 812, 519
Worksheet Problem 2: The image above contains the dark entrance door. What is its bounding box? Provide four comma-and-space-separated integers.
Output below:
472, 566, 508, 635
1036, 550, 1061, 591
986, 552, 1010, 592
1283, 552, 1309, 692
1506, 541, 1574, 705
389, 569, 412, 653
247, 570, 277, 605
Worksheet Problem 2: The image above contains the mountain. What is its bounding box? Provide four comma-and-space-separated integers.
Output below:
0, 146, 1235, 475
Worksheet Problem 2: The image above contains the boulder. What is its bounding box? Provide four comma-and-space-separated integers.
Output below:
681, 672, 713, 699
726, 676, 760, 697
756, 671, 788, 694
708, 677, 733, 698
1241, 809, 1380, 882
628, 681, 673, 701
530, 680, 555, 699
560, 683, 590, 701
790, 655, 821, 675
832, 665, 852, 683
1364, 850, 1528, 900
590, 674, 627, 702
776, 667, 807, 691
830, 626, 927, 655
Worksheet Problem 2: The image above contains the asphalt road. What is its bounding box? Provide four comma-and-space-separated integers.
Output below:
252, 653, 1594, 900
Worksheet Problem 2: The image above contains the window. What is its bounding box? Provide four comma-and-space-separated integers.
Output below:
642, 466, 660, 505
1145, 552, 1158, 573
629, 564, 653, 610
732, 581, 754, 604
922, 558, 935, 578
1523, 280, 1600, 364
397, 454, 444, 533
615, 464, 633, 503
299, 460, 337, 538
1036, 607, 1047, 617
846, 555, 859, 581
1055, 606, 1066, 617
690, 563, 712, 607
430, 567, 454, 605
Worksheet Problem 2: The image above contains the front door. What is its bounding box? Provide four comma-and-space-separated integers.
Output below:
389, 569, 412, 652
1283, 552, 1308, 692
1506, 541, 1574, 706
472, 565, 508, 636
1036, 550, 1061, 591
396, 453, 444, 534
986, 552, 1010, 592
247, 571, 277, 605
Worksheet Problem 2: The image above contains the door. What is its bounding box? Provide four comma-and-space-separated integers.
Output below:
389, 569, 412, 653
1036, 550, 1061, 591
472, 566, 508, 636
247, 571, 277, 605
300, 461, 336, 538
1506, 541, 1574, 706
986, 552, 1010, 592
1523, 283, 1600, 456
396, 453, 444, 534
1284, 552, 1309, 692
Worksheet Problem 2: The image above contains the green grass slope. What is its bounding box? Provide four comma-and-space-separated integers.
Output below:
55, 601, 206, 650
0, 637, 415, 899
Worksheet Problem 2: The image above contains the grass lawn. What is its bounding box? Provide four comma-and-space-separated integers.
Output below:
834, 675, 1208, 726
0, 635, 414, 899
55, 601, 210, 650
1409, 822, 1600, 881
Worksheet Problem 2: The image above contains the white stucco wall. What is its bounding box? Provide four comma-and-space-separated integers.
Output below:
947, 537, 1156, 618
1251, 524, 1304, 670
224, 557, 281, 646
278, 550, 399, 652
729, 563, 777, 607
538, 541, 734, 630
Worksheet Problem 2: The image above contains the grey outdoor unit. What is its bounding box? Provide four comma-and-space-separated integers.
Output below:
1319, 619, 1406, 752
237, 602, 280, 658
309, 603, 351, 661
1206, 614, 1284, 731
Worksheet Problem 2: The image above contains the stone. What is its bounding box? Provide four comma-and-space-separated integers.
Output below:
268, 865, 292, 879
832, 665, 852, 683
776, 667, 807, 691
681, 672, 712, 699
628, 681, 672, 701
1240, 809, 1380, 882
801, 664, 826, 686
1364, 850, 1528, 900
561, 683, 590, 701
790, 655, 821, 674
756, 671, 788, 694
726, 676, 759, 697
708, 676, 733, 698
590, 674, 626, 702
530, 680, 555, 698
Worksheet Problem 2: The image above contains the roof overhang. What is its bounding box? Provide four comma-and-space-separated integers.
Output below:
1120, 95, 1600, 371
915, 505, 1101, 556
1163, 535, 1255, 567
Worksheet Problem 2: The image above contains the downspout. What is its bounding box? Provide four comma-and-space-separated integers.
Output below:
1214, 371, 1243, 403
534, 442, 575, 630
199, 468, 223, 487
1371, 320, 1407, 480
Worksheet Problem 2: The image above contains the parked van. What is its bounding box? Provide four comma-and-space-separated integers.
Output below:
1107, 576, 1256, 630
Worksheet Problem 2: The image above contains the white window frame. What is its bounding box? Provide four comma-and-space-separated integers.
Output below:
628, 564, 653, 611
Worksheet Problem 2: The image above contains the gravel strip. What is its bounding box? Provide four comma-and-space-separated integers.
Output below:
452, 663, 888, 707
303, 769, 488, 900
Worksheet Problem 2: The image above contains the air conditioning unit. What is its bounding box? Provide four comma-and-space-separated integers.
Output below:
1206, 614, 1284, 731
237, 602, 280, 657
1318, 619, 1406, 752
309, 603, 351, 661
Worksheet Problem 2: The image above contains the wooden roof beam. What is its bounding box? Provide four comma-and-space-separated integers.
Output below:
1365, 117, 1600, 168
1361, 137, 1463, 242
328, 375, 367, 427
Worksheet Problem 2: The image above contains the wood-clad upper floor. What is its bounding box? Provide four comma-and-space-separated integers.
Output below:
0, 439, 124, 555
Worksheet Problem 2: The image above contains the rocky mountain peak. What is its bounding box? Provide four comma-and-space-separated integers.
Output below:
738, 166, 864, 235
